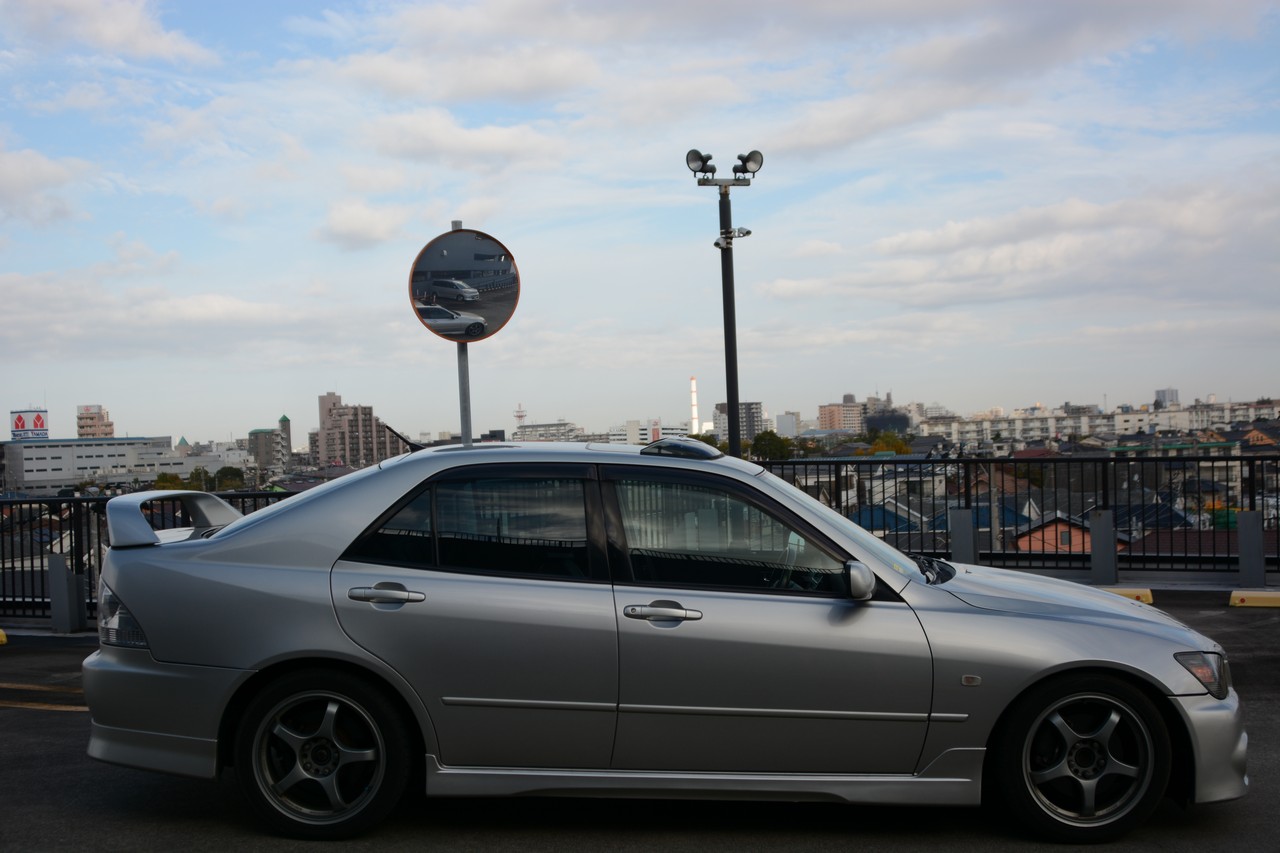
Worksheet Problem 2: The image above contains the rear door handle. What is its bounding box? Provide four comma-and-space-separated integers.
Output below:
348, 585, 426, 604
623, 602, 702, 622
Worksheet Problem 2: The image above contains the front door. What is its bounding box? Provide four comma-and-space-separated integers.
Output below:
603, 467, 932, 774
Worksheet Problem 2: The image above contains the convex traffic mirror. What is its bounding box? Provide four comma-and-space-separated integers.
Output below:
409, 228, 520, 342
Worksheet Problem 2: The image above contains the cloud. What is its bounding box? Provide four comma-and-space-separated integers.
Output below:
759, 180, 1280, 308
0, 144, 88, 224
0, 0, 217, 64
340, 46, 599, 102
368, 109, 560, 173
0, 237, 393, 362
316, 199, 412, 250
791, 239, 846, 258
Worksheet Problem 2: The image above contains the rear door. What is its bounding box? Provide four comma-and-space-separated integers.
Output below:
332, 463, 619, 768
602, 466, 933, 774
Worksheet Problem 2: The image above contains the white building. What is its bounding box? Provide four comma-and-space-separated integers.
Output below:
76, 405, 115, 438
775, 411, 802, 438
608, 420, 690, 445
2, 436, 217, 496
512, 420, 586, 442
918, 405, 1195, 444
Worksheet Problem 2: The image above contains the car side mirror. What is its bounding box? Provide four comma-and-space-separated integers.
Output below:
846, 560, 875, 601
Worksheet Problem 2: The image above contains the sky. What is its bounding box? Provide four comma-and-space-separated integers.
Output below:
2, 0, 1278, 446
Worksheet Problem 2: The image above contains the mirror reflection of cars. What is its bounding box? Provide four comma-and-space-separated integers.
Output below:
428, 278, 480, 302
414, 303, 486, 337
83, 438, 1247, 843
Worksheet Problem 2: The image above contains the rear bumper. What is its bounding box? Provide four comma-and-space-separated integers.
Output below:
82, 646, 252, 779
1174, 688, 1248, 804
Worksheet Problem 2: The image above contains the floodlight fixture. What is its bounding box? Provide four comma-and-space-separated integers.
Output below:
686, 149, 715, 176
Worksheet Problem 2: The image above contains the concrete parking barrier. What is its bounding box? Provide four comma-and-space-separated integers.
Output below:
1101, 587, 1154, 604
1230, 590, 1280, 607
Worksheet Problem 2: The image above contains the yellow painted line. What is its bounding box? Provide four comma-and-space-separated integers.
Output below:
0, 700, 88, 712
1101, 587, 1154, 604
0, 681, 83, 694
1230, 590, 1280, 607
0, 628, 7, 644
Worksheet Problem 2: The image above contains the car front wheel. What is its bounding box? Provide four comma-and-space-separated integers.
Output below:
234, 670, 410, 839
464, 322, 484, 336
990, 673, 1171, 843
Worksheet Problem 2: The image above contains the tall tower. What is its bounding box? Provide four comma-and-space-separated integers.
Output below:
514, 403, 527, 433
689, 377, 699, 435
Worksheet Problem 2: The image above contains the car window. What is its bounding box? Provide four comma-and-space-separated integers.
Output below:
344, 489, 435, 565
343, 475, 598, 581
612, 476, 845, 594
436, 477, 594, 579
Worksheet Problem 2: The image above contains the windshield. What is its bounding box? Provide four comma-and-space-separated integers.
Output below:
754, 469, 929, 585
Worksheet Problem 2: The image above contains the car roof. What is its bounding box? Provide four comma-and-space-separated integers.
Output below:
207, 440, 762, 542
410, 440, 754, 469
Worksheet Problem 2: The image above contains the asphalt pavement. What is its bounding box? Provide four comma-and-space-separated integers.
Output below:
1, 593, 1276, 852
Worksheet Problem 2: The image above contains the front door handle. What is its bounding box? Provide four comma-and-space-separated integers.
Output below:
623, 602, 702, 622
348, 585, 426, 604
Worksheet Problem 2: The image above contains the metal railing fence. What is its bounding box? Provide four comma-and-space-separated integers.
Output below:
762, 455, 1279, 580
0, 492, 288, 619
2, 455, 1277, 620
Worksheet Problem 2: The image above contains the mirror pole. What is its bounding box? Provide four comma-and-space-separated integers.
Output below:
457, 341, 472, 446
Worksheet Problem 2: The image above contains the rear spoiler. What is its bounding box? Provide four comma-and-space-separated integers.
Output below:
106, 490, 244, 548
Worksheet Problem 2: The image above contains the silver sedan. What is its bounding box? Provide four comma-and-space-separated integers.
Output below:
83, 438, 1247, 842
414, 302, 486, 337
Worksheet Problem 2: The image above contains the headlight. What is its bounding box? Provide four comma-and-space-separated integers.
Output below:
1175, 651, 1230, 700
98, 583, 149, 649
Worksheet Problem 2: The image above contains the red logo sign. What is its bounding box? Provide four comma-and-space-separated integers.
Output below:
33, 413, 45, 429
13, 414, 24, 430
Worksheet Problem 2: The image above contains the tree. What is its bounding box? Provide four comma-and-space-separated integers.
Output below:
154, 473, 187, 489
849, 431, 911, 456
689, 433, 729, 453
750, 430, 792, 460
214, 466, 246, 490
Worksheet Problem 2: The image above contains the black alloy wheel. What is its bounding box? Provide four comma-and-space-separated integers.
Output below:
991, 673, 1171, 843
234, 669, 411, 839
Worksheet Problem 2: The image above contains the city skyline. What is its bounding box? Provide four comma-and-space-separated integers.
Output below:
8, 383, 1277, 452
3, 2, 1278, 442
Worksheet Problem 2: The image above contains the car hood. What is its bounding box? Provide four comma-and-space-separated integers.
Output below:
939, 562, 1188, 630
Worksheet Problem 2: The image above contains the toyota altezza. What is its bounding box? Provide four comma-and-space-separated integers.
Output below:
84, 438, 1247, 842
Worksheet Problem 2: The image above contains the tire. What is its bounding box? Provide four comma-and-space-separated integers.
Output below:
990, 673, 1171, 844
464, 322, 484, 337
234, 670, 411, 840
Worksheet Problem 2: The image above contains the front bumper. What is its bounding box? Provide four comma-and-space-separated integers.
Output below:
82, 646, 253, 780
1174, 688, 1248, 804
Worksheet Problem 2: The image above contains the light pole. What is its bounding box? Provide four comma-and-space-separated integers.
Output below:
686, 148, 763, 458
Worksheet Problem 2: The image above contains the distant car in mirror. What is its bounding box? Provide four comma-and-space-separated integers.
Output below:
414, 303, 486, 338
427, 278, 480, 302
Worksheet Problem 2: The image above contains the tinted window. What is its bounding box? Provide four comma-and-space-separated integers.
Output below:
436, 477, 594, 579
612, 477, 845, 594
344, 489, 434, 566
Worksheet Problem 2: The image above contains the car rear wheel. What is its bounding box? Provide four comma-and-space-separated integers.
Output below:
234, 670, 410, 839
990, 673, 1170, 843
